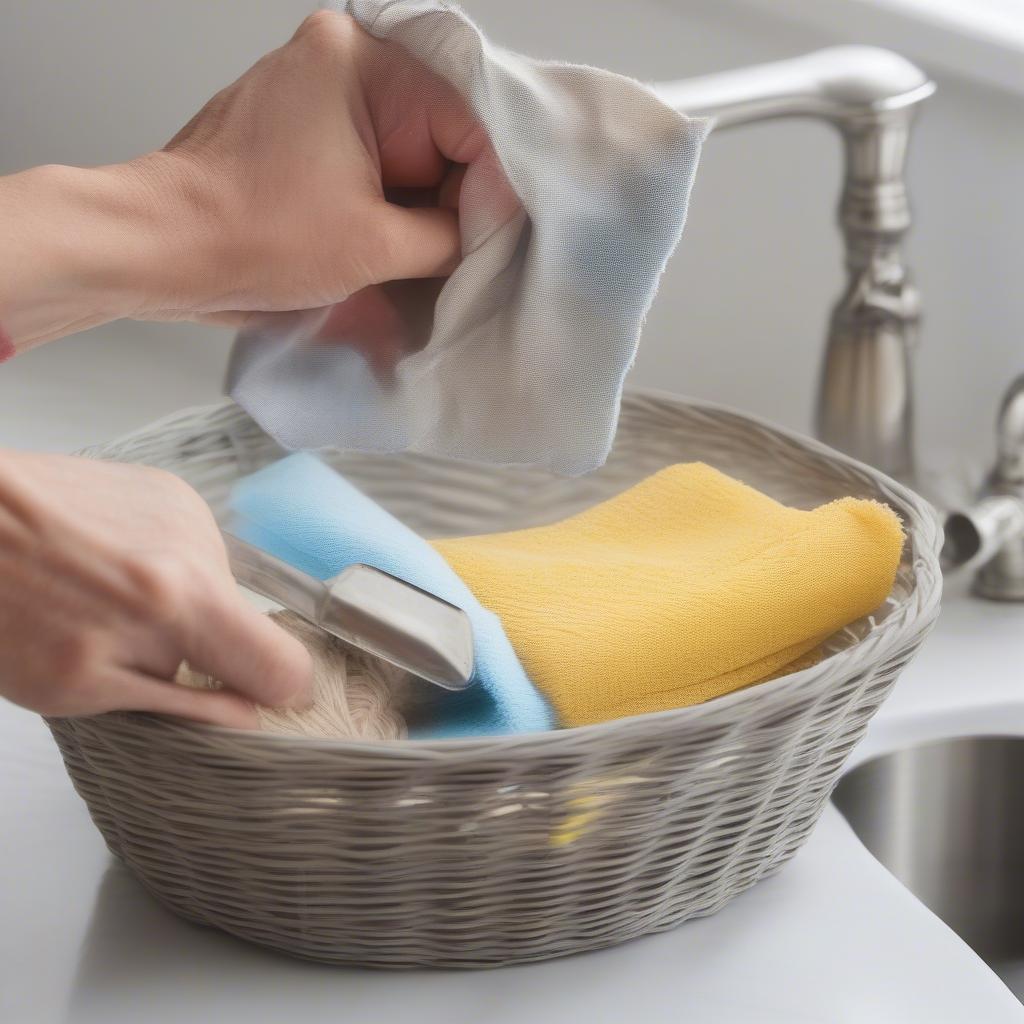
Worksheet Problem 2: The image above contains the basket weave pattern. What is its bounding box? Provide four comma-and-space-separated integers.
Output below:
48, 391, 942, 967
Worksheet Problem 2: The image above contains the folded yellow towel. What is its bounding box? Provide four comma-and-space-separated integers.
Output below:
432, 463, 904, 727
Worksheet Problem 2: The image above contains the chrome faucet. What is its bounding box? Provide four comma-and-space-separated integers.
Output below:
944, 376, 1024, 600
658, 47, 935, 481
658, 51, 1024, 600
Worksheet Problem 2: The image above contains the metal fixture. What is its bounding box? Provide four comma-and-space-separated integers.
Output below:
659, 47, 935, 479
222, 531, 475, 690
943, 374, 1024, 600
834, 737, 1024, 1000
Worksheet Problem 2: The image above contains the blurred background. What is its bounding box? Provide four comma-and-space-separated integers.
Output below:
1, 0, 1021, 469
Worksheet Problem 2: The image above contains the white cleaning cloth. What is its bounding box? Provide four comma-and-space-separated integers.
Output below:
226, 0, 709, 475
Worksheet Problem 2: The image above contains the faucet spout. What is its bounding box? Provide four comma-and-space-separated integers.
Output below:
657, 47, 934, 480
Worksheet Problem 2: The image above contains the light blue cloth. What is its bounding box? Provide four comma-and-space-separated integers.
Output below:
230, 453, 555, 738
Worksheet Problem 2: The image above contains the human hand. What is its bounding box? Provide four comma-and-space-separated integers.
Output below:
0, 451, 312, 727
137, 9, 504, 323
0, 10, 509, 351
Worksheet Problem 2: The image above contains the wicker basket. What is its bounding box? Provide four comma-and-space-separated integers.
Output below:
47, 390, 941, 968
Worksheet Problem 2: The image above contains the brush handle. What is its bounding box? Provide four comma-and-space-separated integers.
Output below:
221, 530, 326, 623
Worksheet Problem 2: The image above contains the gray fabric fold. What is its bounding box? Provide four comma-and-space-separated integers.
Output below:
227, 0, 709, 475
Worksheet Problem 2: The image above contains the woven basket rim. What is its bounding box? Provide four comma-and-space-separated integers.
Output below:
77, 388, 943, 757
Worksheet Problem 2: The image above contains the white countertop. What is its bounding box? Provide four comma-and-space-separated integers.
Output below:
2, 332, 1023, 1023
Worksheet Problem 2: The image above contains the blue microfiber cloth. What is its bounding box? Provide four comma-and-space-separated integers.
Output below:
229, 452, 555, 738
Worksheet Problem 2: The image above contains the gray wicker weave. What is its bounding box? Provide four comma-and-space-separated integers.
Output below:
47, 390, 942, 968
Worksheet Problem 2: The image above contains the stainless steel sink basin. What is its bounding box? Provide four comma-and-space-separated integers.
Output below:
833, 737, 1024, 1000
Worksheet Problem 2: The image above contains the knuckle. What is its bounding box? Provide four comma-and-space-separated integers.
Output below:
48, 632, 100, 689
125, 554, 190, 621
298, 9, 336, 32
144, 465, 204, 506
295, 10, 357, 50
131, 465, 213, 531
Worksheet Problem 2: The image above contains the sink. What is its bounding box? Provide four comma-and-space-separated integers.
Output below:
833, 737, 1024, 1001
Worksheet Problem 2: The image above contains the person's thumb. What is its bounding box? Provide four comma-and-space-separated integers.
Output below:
368, 203, 462, 284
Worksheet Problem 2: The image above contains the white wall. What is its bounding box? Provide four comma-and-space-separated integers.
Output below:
1, 0, 1021, 470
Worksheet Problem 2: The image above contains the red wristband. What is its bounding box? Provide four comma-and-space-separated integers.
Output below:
0, 321, 14, 363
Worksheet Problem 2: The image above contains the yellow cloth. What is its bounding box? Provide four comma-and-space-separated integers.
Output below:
431, 463, 904, 727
